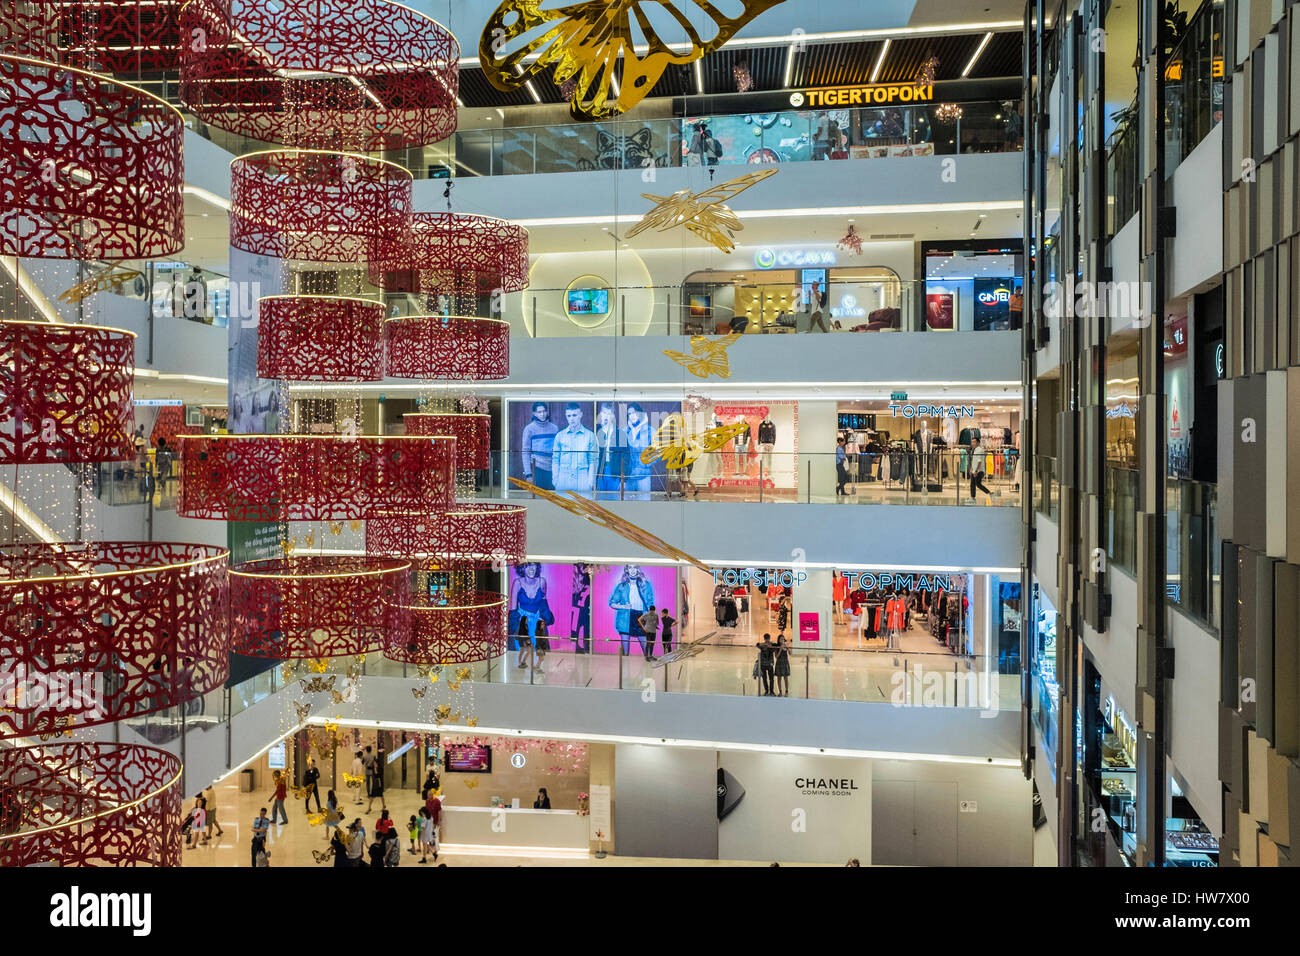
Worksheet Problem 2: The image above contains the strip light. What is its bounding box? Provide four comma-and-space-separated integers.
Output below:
182, 184, 232, 212
869, 38, 890, 83
311, 716, 1021, 768
693, 58, 704, 95
962, 32, 994, 77
782, 42, 795, 88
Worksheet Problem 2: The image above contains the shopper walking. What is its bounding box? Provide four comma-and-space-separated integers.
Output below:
345, 820, 366, 867
351, 750, 365, 805
268, 771, 289, 824
250, 808, 270, 867
324, 790, 341, 842
361, 745, 376, 799
186, 795, 206, 850
203, 783, 224, 840
302, 756, 322, 813
835, 437, 849, 496
969, 442, 993, 501
773, 634, 791, 697
330, 826, 349, 867
756, 633, 777, 696
638, 605, 660, 660
366, 761, 386, 813
807, 281, 829, 332
420, 801, 440, 863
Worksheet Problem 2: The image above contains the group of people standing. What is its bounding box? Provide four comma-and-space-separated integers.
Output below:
753, 633, 792, 696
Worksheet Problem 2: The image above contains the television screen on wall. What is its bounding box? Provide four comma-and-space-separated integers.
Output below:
444, 744, 492, 773
567, 288, 609, 314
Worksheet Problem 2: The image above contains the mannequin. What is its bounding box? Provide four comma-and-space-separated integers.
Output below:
757, 417, 776, 478
732, 419, 751, 476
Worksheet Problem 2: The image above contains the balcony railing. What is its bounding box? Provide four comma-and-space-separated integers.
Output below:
184, 100, 1022, 180
1164, 0, 1224, 176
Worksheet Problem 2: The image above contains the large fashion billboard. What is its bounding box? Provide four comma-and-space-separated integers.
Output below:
509, 400, 681, 499
507, 562, 678, 657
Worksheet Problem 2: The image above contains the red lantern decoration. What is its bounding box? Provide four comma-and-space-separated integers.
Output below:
371, 212, 530, 298
179, 0, 458, 152
176, 435, 456, 521
0, 743, 183, 867
403, 413, 490, 469
384, 315, 510, 381
0, 54, 185, 260
0, 321, 135, 465
0, 542, 230, 738
0, 1, 183, 72
384, 591, 507, 665
366, 504, 527, 568
229, 556, 411, 659
229, 149, 411, 263
257, 295, 387, 382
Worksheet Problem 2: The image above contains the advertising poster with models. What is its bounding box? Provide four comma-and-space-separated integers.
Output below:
507, 563, 679, 657
509, 400, 681, 499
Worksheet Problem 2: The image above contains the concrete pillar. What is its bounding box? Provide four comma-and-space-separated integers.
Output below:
799, 400, 839, 500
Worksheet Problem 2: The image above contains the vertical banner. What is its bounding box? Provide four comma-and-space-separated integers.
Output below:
588, 783, 612, 843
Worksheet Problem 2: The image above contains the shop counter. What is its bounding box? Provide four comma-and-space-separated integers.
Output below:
439, 806, 589, 855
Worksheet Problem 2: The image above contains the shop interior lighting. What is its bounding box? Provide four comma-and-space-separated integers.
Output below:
869, 39, 890, 83
962, 32, 995, 77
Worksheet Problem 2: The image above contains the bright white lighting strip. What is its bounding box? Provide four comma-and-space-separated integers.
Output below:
524, 80, 542, 103
693, 59, 704, 95
509, 201, 1022, 228
134, 369, 229, 386
459, 20, 1027, 67
310, 716, 1021, 768
782, 43, 795, 88
288, 381, 1022, 396
609, 74, 620, 98
869, 38, 890, 83
962, 32, 994, 77
437, 843, 590, 859
182, 184, 231, 212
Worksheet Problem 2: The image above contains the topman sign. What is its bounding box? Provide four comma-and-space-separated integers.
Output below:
790, 84, 934, 108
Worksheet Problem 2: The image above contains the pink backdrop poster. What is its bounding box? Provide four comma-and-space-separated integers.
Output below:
591, 564, 680, 655
507, 563, 590, 654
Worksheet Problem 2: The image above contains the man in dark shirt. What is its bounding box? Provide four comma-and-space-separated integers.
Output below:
303, 756, 321, 813
756, 633, 777, 696
659, 607, 676, 654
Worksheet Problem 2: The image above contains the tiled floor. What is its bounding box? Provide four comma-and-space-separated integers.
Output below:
180, 780, 811, 867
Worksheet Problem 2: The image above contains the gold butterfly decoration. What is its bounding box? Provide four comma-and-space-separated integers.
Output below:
57, 265, 145, 304
300, 676, 336, 694
330, 682, 357, 705
312, 849, 334, 864
641, 419, 748, 469
38, 716, 75, 741
306, 658, 330, 674
279, 538, 295, 556
509, 477, 709, 571
304, 530, 315, 549
478, 0, 787, 121
466, 717, 479, 728
411, 686, 427, 700
348, 520, 361, 532
627, 168, 777, 253
329, 522, 343, 536
289, 783, 312, 800
463, 778, 479, 790
446, 679, 461, 691
293, 701, 312, 725
307, 811, 328, 826
342, 772, 364, 789
661, 334, 742, 380
455, 667, 471, 681
280, 662, 297, 684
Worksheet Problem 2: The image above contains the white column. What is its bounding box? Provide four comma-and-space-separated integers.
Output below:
799, 400, 839, 500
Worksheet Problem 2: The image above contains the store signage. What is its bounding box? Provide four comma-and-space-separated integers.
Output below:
713, 568, 808, 588
754, 247, 836, 269
794, 777, 859, 795
977, 287, 1012, 304
387, 739, 416, 764
888, 403, 976, 419
798, 612, 820, 642
830, 293, 865, 319
843, 571, 963, 592
1215, 343, 1225, 379
789, 83, 934, 108
133, 399, 184, 407
1106, 404, 1135, 419
510, 753, 526, 769
890, 391, 908, 402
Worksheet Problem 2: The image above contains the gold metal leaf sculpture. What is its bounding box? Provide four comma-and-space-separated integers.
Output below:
300, 675, 336, 694
479, 0, 787, 121
626, 167, 776, 252
306, 658, 330, 674
509, 477, 710, 571
58, 266, 145, 304
641, 418, 748, 469
662, 333, 741, 379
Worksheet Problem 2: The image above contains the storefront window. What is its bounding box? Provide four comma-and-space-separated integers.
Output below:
923, 243, 1024, 331
682, 265, 903, 334
1030, 589, 1059, 783
1166, 775, 1219, 866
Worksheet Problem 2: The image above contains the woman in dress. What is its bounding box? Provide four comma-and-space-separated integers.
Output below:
773, 634, 792, 697
510, 563, 553, 670
570, 565, 592, 653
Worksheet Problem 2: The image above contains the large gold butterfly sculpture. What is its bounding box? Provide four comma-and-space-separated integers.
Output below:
58, 266, 145, 304
479, 0, 787, 121
509, 477, 709, 571
627, 168, 777, 253
640, 418, 748, 469
662, 333, 741, 379
300, 676, 336, 694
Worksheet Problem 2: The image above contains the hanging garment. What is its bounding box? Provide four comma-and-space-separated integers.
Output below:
886, 597, 906, 631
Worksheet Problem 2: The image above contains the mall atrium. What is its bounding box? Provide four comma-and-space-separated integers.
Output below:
0, 0, 1294, 885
